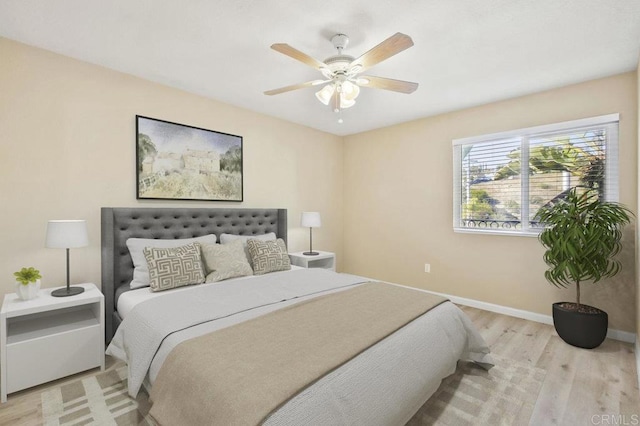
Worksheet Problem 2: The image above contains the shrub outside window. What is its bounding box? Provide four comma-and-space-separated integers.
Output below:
452, 114, 619, 236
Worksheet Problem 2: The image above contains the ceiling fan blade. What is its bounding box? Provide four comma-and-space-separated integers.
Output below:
264, 80, 328, 96
350, 33, 414, 73
271, 43, 327, 70
357, 75, 418, 94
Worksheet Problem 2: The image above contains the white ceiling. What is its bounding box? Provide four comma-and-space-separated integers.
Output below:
1, 1, 639, 136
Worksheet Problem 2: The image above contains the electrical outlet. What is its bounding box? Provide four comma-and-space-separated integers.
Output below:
424, 263, 431, 273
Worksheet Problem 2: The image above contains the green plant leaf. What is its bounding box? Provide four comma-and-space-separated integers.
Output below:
13, 266, 42, 285
535, 187, 633, 303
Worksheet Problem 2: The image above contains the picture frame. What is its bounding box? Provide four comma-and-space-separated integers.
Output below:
136, 115, 243, 202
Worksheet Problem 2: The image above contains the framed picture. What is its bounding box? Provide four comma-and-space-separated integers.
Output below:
136, 115, 243, 202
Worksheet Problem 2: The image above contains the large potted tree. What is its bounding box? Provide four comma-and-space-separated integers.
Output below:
534, 187, 633, 349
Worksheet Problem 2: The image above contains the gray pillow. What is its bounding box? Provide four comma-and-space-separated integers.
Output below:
201, 240, 253, 283
220, 232, 276, 267
126, 234, 216, 289
143, 242, 205, 292
247, 238, 291, 275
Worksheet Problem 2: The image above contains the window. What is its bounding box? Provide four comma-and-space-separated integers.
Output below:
453, 114, 619, 236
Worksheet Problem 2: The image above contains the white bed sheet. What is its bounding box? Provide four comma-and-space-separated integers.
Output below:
117, 265, 304, 318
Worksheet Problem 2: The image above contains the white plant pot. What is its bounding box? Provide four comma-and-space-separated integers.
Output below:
15, 279, 41, 301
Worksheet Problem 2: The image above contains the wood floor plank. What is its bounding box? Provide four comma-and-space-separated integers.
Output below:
561, 344, 624, 425
473, 312, 517, 348
494, 320, 552, 366
529, 334, 579, 424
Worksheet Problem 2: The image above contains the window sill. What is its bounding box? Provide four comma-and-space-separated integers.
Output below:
453, 227, 541, 237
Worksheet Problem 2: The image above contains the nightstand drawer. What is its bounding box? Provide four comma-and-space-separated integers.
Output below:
6, 323, 102, 393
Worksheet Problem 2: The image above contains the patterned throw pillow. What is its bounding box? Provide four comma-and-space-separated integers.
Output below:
126, 234, 216, 289
200, 240, 253, 283
246, 238, 291, 275
143, 242, 205, 292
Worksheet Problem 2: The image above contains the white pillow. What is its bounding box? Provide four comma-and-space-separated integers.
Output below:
126, 234, 217, 289
219, 232, 276, 245
219, 233, 276, 267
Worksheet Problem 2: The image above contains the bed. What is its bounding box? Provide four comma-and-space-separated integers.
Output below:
102, 207, 492, 425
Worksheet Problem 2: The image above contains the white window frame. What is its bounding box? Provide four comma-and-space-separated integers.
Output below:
452, 113, 619, 236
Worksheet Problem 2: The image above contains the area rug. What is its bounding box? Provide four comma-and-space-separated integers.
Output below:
41, 362, 152, 426
407, 355, 546, 425
41, 355, 544, 425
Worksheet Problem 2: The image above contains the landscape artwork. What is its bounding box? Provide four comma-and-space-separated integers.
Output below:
136, 116, 243, 201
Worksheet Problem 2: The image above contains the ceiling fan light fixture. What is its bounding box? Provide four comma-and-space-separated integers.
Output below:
339, 97, 356, 109
315, 84, 335, 105
341, 81, 360, 101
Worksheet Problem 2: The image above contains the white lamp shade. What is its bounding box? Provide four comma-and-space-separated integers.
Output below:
315, 84, 335, 106
301, 212, 321, 228
316, 82, 360, 109
341, 81, 360, 101
45, 220, 89, 248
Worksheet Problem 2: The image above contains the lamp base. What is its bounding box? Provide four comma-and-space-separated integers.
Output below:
302, 251, 320, 256
51, 286, 85, 297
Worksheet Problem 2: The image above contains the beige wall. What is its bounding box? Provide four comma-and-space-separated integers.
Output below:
0, 37, 344, 299
343, 72, 638, 332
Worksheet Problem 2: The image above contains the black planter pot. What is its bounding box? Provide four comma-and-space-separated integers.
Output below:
552, 302, 608, 349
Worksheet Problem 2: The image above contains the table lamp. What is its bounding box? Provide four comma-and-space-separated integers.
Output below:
45, 220, 89, 297
301, 212, 321, 256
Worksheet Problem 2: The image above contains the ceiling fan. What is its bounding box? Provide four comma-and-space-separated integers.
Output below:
264, 32, 418, 112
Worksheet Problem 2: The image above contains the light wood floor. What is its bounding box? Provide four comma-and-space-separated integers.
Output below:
459, 306, 640, 425
1, 306, 638, 425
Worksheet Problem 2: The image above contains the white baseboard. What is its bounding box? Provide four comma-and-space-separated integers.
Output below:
421, 289, 636, 344
606, 328, 637, 344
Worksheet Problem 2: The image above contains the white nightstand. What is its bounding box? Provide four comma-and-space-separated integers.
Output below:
289, 251, 336, 271
0, 283, 105, 403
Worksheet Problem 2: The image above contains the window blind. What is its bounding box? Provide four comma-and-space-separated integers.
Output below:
452, 114, 619, 236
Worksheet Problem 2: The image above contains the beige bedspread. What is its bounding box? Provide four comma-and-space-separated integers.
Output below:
149, 281, 447, 425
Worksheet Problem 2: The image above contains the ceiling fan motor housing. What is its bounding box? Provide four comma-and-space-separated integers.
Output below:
331, 34, 349, 51
324, 54, 355, 72
324, 34, 354, 75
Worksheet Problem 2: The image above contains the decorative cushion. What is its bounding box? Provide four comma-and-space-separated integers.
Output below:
220, 233, 277, 267
126, 234, 216, 289
201, 240, 253, 283
143, 242, 206, 292
246, 238, 291, 275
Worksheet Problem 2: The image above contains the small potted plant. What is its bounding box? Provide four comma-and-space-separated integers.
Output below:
14, 267, 42, 301
535, 187, 633, 348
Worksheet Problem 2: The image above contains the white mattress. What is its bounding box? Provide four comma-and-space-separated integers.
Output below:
117, 265, 304, 318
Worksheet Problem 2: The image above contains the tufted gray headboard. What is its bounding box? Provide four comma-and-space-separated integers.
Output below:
101, 207, 287, 343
